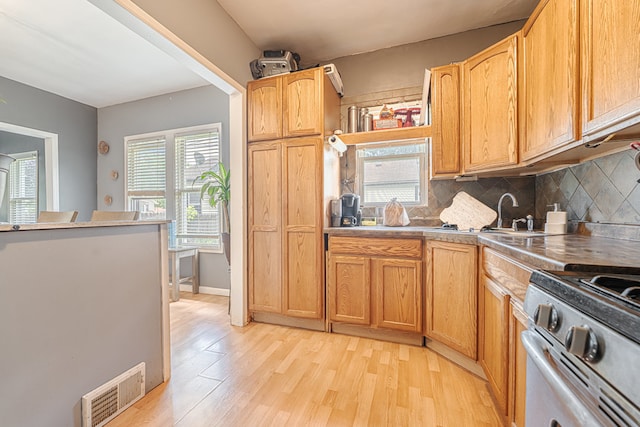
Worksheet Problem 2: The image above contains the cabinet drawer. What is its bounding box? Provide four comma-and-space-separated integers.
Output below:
482, 247, 533, 301
329, 236, 422, 259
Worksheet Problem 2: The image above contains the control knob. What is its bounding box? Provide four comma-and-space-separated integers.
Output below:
565, 325, 600, 362
533, 303, 559, 331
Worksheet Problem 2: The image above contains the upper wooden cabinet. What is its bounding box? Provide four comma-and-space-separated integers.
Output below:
581, 0, 640, 142
248, 68, 339, 142
247, 77, 283, 141
431, 64, 462, 178
520, 0, 580, 163
463, 34, 519, 172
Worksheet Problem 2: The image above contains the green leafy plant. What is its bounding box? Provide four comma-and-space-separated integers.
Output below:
194, 162, 230, 234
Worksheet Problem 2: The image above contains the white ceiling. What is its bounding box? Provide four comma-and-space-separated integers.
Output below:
0, 0, 208, 108
0, 0, 537, 108
217, 0, 537, 66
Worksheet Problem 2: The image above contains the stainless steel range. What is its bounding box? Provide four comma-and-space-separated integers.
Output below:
523, 269, 640, 427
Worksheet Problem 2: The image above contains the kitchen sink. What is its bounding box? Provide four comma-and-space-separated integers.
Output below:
480, 228, 549, 237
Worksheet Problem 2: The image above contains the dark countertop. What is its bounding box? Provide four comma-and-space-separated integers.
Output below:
325, 225, 640, 273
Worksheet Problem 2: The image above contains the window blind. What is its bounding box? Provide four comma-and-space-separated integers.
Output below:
8, 151, 38, 224
126, 136, 166, 220
175, 128, 221, 247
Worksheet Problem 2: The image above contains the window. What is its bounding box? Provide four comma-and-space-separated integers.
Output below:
8, 151, 38, 223
125, 124, 222, 249
356, 140, 427, 206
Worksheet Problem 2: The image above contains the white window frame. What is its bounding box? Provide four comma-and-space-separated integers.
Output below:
124, 123, 223, 251
355, 138, 427, 207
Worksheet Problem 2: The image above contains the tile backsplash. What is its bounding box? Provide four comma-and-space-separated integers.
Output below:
535, 150, 640, 225
340, 146, 640, 228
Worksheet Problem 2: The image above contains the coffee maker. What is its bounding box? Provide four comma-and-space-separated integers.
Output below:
340, 193, 361, 227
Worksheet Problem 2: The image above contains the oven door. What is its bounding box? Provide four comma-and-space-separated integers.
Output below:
521, 330, 604, 427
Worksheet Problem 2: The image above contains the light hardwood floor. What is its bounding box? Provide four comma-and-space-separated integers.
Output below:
107, 293, 502, 427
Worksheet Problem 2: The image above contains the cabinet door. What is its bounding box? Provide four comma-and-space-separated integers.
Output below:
327, 255, 371, 325
425, 241, 477, 359
248, 142, 282, 313
372, 258, 422, 333
520, 0, 579, 162
431, 64, 461, 177
282, 138, 324, 318
283, 68, 323, 138
479, 274, 510, 415
247, 77, 283, 142
509, 302, 528, 427
463, 34, 518, 171
582, 1, 640, 140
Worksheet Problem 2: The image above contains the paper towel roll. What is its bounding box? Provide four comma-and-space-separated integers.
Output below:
547, 211, 567, 224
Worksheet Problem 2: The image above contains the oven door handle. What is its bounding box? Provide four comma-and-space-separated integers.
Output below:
521, 330, 602, 427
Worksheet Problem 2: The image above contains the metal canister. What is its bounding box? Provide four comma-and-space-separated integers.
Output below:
347, 106, 358, 133
358, 107, 369, 132
363, 113, 373, 132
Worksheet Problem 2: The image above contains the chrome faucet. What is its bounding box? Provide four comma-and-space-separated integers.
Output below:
497, 193, 519, 228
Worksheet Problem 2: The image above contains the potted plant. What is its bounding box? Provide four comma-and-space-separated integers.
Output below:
195, 162, 231, 265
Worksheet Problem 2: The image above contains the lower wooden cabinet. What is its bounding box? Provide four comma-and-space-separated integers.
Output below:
480, 246, 532, 422
479, 274, 510, 415
509, 301, 528, 427
327, 236, 422, 333
327, 255, 370, 325
425, 241, 478, 359
372, 258, 422, 332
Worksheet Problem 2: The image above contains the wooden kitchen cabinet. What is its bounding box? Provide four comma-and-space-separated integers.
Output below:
249, 138, 328, 320
327, 255, 371, 325
248, 67, 339, 142
247, 77, 283, 141
248, 141, 282, 313
520, 0, 580, 163
480, 246, 533, 420
248, 67, 340, 327
431, 63, 462, 178
282, 138, 324, 318
372, 258, 422, 333
425, 241, 477, 359
509, 301, 528, 427
581, 0, 640, 142
463, 34, 519, 172
479, 274, 510, 416
327, 236, 423, 334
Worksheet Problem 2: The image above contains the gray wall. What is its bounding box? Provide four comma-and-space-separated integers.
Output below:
0, 131, 46, 221
330, 20, 526, 98
97, 85, 231, 290
0, 76, 97, 221
0, 224, 165, 427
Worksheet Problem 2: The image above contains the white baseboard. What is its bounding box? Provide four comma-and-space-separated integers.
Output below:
179, 284, 229, 296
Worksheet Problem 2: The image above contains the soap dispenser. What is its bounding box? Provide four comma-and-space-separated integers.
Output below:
544, 203, 567, 234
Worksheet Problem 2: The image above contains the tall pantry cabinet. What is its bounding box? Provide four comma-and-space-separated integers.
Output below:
247, 67, 340, 327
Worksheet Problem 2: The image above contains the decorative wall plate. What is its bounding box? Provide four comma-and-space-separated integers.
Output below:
103, 195, 113, 206
98, 140, 110, 155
